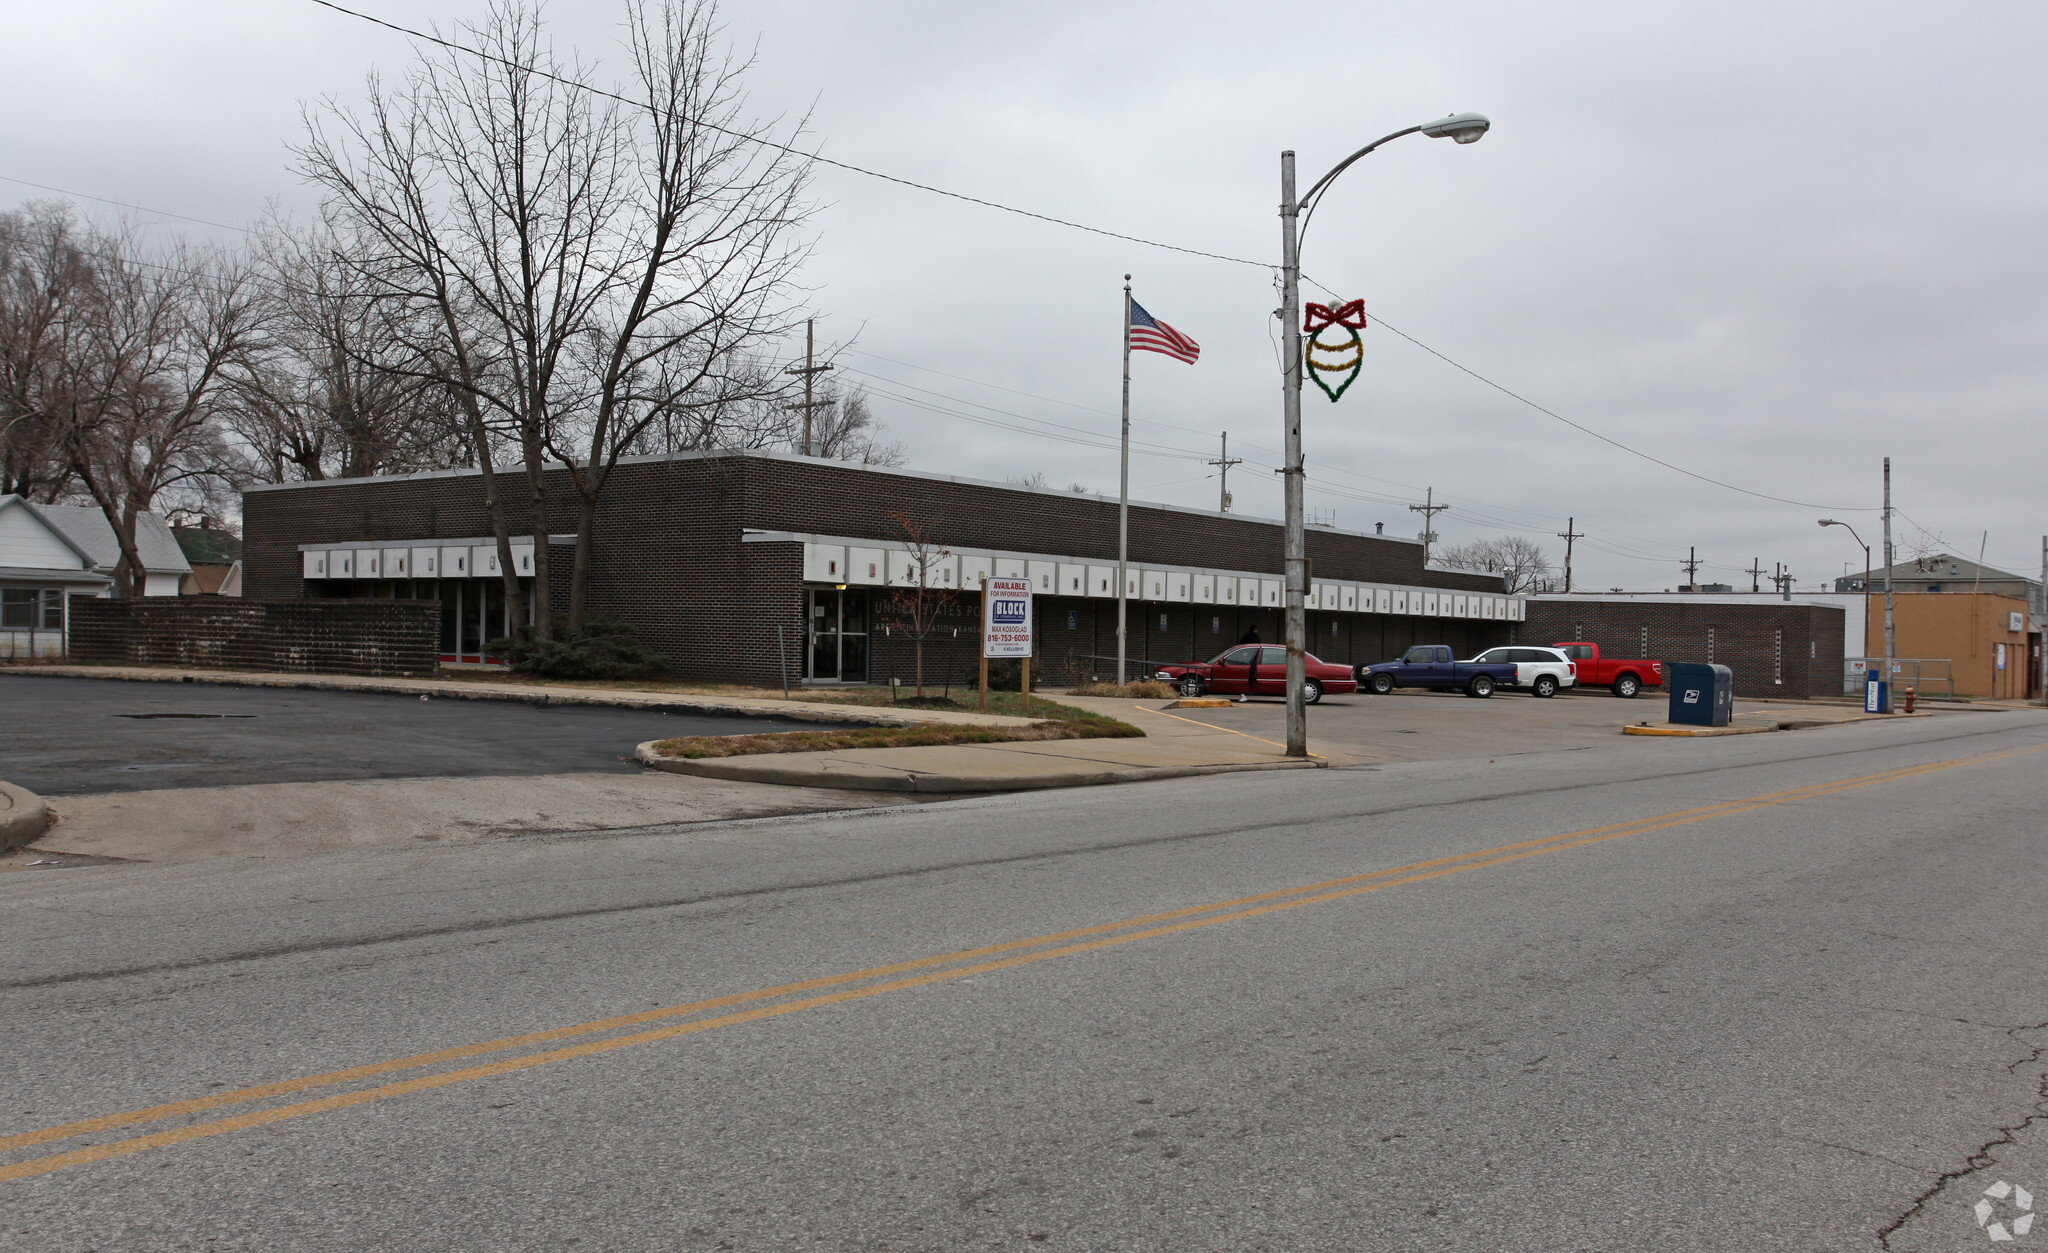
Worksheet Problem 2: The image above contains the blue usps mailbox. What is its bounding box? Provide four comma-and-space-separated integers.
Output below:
1667, 662, 1734, 727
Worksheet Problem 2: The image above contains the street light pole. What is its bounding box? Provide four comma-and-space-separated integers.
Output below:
1819, 518, 1872, 668
1274, 112, 1489, 759
1279, 151, 1307, 757
1882, 457, 1896, 680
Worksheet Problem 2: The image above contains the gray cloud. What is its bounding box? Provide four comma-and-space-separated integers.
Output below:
7, 0, 2043, 586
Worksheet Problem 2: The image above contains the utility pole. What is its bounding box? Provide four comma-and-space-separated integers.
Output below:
1556, 517, 1583, 593
783, 318, 834, 456
1883, 457, 1896, 678
1772, 565, 1794, 600
1681, 547, 1702, 589
2038, 535, 2045, 705
1279, 153, 1308, 758
1746, 558, 1765, 594
1209, 432, 1242, 513
1409, 488, 1448, 568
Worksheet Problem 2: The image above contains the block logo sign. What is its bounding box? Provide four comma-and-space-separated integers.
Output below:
1976, 1180, 2034, 1241
983, 576, 1033, 659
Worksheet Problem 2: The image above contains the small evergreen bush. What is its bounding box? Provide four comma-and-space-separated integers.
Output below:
489, 616, 667, 679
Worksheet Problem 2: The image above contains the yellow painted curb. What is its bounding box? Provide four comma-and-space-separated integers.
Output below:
1170, 698, 1234, 708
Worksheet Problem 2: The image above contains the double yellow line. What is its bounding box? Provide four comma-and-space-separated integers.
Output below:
4, 740, 2039, 1183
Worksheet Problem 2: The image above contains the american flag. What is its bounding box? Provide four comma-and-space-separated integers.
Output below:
1128, 299, 1200, 364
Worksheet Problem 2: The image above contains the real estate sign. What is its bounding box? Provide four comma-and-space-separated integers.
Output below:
983, 576, 1032, 658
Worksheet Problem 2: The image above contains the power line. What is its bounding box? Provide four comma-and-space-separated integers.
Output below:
304, 0, 1268, 270
0, 174, 249, 234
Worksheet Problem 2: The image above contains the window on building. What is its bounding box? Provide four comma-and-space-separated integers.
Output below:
1, 588, 62, 629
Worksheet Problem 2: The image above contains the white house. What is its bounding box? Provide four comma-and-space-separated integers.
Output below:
0, 496, 190, 658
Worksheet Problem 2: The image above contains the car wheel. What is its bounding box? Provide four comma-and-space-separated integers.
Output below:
1303, 678, 1323, 705
1176, 675, 1205, 699
1368, 672, 1395, 695
1533, 674, 1558, 698
1613, 674, 1640, 698
1467, 675, 1495, 698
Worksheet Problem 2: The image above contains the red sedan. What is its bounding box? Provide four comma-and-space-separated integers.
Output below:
1152, 645, 1358, 703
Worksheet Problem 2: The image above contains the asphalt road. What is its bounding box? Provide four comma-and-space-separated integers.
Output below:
5, 708, 2048, 1251
0, 675, 803, 795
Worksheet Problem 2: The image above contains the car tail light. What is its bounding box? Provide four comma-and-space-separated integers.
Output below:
1568, 662, 1577, 678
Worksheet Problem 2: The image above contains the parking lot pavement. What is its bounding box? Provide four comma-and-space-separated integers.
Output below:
1, 675, 808, 796
1143, 687, 1685, 765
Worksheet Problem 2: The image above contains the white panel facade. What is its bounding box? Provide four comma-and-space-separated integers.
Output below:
958, 553, 993, 588
383, 548, 409, 578
1026, 560, 1057, 593
302, 551, 328, 579
1126, 569, 1144, 599
1453, 595, 1469, 617
1167, 571, 1191, 602
1193, 574, 1215, 604
511, 542, 535, 577
1421, 591, 1438, 616
1340, 585, 1358, 612
472, 546, 501, 578
355, 549, 380, 579
848, 547, 885, 585
1087, 565, 1116, 597
1260, 579, 1282, 607
993, 556, 1026, 579
803, 543, 845, 583
1057, 563, 1087, 596
412, 547, 439, 578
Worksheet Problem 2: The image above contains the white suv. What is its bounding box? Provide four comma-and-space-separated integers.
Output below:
1470, 646, 1577, 698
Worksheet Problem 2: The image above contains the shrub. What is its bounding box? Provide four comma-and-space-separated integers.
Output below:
1068, 679, 1176, 699
488, 616, 667, 679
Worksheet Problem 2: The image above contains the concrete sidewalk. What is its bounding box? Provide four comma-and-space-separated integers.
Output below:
3, 665, 1039, 730
639, 697, 1323, 793
1624, 703, 1936, 736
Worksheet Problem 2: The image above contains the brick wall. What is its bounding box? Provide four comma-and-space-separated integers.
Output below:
241, 451, 1515, 687
1514, 599, 1845, 699
68, 598, 439, 678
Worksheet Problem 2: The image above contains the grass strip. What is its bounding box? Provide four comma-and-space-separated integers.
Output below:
650, 695, 1140, 759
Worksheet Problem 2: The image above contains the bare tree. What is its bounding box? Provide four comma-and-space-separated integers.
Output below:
810, 385, 904, 467
1005, 470, 1050, 491
226, 213, 471, 482
302, 0, 815, 633
29, 225, 254, 596
878, 512, 958, 696
1438, 535, 1555, 594
0, 202, 93, 501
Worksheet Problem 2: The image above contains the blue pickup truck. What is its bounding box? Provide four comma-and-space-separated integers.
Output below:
1358, 646, 1519, 698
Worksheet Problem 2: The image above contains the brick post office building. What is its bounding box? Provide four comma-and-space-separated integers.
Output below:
241, 450, 1525, 688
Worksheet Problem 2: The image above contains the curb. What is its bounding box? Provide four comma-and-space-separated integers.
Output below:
635, 741, 1324, 793
1, 666, 1026, 731
1623, 724, 1772, 737
0, 781, 52, 852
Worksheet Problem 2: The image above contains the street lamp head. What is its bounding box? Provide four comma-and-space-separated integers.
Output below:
1421, 112, 1490, 144
1818, 518, 1838, 527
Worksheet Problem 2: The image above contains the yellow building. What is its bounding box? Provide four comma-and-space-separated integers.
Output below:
1862, 592, 2032, 699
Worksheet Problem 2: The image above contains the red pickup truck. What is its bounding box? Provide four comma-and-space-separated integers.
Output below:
1553, 642, 1663, 698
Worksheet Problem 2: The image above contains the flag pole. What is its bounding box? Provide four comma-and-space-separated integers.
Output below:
1117, 275, 1133, 687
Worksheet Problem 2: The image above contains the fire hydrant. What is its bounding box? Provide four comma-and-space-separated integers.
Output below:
1902, 686, 1917, 713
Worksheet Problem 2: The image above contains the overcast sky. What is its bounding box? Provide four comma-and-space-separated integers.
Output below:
8, 1, 2046, 590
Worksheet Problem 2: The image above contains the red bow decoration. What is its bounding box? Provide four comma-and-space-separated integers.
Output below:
1303, 299, 1366, 333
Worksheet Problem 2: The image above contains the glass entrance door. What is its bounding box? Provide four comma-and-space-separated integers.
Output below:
806, 588, 869, 683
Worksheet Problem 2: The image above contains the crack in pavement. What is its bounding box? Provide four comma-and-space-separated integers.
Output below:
1876, 1021, 2048, 1249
